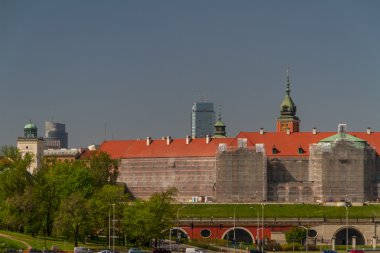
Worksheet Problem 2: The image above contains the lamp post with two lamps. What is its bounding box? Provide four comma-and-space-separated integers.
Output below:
345, 203, 349, 252
298, 226, 308, 253
176, 206, 187, 247
112, 203, 115, 253
233, 207, 236, 253
261, 203, 265, 253
249, 206, 260, 250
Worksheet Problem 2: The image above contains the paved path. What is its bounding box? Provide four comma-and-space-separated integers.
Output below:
0, 232, 33, 250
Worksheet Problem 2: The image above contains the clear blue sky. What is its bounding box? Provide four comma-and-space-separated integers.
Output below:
1, 0, 380, 148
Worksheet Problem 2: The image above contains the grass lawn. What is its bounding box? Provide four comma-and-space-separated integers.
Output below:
0, 236, 26, 250
0, 231, 76, 250
176, 203, 380, 219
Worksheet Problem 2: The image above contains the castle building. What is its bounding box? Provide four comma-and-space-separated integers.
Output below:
17, 121, 44, 174
100, 74, 380, 203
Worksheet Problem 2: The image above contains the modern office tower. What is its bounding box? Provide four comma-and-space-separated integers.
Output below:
44, 121, 68, 149
191, 101, 215, 138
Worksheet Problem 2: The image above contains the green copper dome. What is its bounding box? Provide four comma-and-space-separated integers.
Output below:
319, 132, 367, 148
24, 122, 37, 129
214, 119, 226, 127
279, 71, 297, 117
23, 121, 38, 138
213, 106, 227, 138
280, 95, 296, 114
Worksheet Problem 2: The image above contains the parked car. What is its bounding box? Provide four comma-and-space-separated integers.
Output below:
74, 247, 92, 253
250, 250, 266, 253
322, 250, 337, 253
153, 248, 171, 253
97, 250, 113, 253
349, 250, 365, 253
128, 248, 143, 253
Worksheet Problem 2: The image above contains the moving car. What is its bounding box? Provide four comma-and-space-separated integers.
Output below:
74, 248, 92, 253
128, 248, 144, 253
185, 248, 203, 253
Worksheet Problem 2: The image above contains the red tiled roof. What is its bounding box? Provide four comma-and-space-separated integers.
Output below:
100, 132, 380, 159
100, 138, 235, 159
235, 131, 380, 157
78, 149, 97, 159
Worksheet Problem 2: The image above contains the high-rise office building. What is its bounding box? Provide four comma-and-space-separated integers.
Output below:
44, 121, 68, 149
191, 101, 215, 138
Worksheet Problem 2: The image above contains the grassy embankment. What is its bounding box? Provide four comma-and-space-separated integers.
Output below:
2, 204, 380, 251
177, 203, 380, 219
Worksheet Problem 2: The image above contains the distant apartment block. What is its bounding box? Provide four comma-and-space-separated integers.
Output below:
44, 121, 68, 149
191, 101, 215, 138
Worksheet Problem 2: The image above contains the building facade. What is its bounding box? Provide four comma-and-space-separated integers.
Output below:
44, 121, 68, 149
17, 122, 44, 174
191, 101, 215, 138
101, 76, 380, 204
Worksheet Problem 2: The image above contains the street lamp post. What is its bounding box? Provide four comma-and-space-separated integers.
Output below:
112, 203, 115, 253
169, 229, 172, 251
233, 207, 236, 253
261, 203, 265, 253
249, 207, 260, 249
346, 205, 349, 252
108, 206, 111, 249
176, 206, 187, 240
298, 226, 308, 253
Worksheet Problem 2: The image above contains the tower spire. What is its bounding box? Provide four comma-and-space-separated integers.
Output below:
213, 105, 226, 138
218, 104, 222, 121
286, 67, 291, 95
276, 68, 300, 133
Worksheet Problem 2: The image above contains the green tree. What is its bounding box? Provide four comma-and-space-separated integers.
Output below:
285, 226, 306, 244
54, 192, 91, 246
0, 147, 34, 231
0, 146, 23, 171
147, 187, 177, 241
5, 185, 42, 234
123, 200, 153, 246
34, 160, 95, 236
87, 184, 128, 244
0, 147, 33, 200
123, 187, 177, 246
87, 151, 119, 186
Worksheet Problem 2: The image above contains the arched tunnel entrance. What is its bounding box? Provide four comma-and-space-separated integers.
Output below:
334, 227, 365, 245
171, 228, 188, 239
222, 228, 254, 245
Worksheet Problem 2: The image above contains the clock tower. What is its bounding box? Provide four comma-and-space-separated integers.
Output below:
276, 69, 300, 133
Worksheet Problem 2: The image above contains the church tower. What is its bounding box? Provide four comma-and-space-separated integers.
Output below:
17, 121, 45, 174
213, 106, 227, 138
276, 69, 300, 133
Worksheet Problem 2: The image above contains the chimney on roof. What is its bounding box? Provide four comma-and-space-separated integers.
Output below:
206, 135, 211, 144
146, 137, 152, 146
312, 127, 317, 135
260, 128, 264, 135
186, 135, 192, 144
367, 127, 372, 135
166, 136, 172, 145
286, 128, 290, 135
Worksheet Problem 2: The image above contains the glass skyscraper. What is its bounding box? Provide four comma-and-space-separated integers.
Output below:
191, 102, 215, 138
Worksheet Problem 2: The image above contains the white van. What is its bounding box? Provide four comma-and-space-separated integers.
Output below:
185, 248, 203, 253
